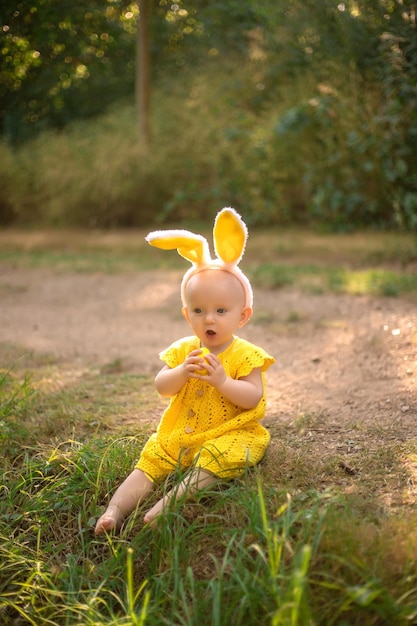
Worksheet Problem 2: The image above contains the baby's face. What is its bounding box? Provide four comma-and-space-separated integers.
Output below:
182, 270, 251, 354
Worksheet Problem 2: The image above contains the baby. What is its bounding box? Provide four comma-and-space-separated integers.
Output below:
95, 208, 274, 534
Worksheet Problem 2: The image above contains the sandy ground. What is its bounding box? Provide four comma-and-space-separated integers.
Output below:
1, 264, 416, 438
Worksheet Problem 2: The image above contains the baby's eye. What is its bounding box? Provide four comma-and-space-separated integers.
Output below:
217, 308, 226, 314
194, 308, 203, 314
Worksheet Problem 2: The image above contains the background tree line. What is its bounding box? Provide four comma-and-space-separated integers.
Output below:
1, 0, 416, 230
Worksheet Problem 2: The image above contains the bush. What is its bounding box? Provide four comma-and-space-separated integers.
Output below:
2, 5, 417, 233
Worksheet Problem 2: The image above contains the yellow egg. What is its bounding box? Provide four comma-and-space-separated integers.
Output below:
195, 347, 210, 375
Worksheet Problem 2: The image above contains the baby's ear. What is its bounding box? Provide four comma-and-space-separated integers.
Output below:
213, 208, 248, 265
239, 306, 253, 328
182, 306, 190, 323
146, 230, 211, 266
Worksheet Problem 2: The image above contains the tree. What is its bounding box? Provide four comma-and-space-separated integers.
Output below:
136, 0, 151, 151
0, 0, 136, 142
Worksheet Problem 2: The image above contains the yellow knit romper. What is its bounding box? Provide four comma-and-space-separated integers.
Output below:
136, 335, 275, 482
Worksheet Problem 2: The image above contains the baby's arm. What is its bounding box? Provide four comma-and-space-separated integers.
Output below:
214, 367, 263, 409
196, 353, 263, 409
155, 349, 208, 397
155, 364, 187, 397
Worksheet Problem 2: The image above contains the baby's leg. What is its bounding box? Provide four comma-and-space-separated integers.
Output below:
95, 469, 153, 535
144, 468, 217, 524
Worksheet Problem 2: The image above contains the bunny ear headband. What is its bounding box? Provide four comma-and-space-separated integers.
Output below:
145, 207, 253, 309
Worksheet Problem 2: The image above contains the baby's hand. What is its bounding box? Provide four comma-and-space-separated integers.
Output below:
183, 348, 211, 378
193, 352, 227, 388
194, 347, 210, 375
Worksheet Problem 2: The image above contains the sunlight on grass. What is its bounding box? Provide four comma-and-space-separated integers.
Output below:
0, 228, 416, 282
2, 359, 417, 625
251, 262, 417, 298
1, 228, 417, 297
339, 268, 417, 297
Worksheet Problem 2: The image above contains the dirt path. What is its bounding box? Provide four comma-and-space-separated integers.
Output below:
1, 265, 416, 451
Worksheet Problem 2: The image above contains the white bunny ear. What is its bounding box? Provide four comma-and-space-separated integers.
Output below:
146, 229, 211, 266
213, 207, 248, 265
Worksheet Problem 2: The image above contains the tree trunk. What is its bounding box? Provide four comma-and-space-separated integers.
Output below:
136, 0, 151, 152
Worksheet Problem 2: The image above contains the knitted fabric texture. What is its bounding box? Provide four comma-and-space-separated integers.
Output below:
135, 335, 275, 482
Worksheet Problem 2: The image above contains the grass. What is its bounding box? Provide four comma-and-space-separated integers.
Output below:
251, 263, 417, 297
1, 230, 417, 625
1, 228, 417, 298
2, 364, 417, 625
2, 377, 417, 625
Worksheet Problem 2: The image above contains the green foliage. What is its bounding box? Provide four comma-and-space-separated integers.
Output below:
0, 142, 17, 224
376, 13, 417, 231
0, 0, 137, 142
1, 0, 417, 229
0, 0, 262, 143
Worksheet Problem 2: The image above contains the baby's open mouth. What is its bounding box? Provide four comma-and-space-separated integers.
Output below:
206, 330, 216, 336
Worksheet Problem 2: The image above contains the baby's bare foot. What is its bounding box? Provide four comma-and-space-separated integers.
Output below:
143, 495, 170, 527
94, 505, 124, 535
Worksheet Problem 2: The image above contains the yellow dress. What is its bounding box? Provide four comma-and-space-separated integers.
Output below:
136, 335, 275, 482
